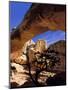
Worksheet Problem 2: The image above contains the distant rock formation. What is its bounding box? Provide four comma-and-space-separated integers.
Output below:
35, 39, 47, 53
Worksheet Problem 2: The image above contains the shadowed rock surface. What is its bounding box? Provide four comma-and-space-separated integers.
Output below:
46, 72, 66, 86
47, 40, 66, 72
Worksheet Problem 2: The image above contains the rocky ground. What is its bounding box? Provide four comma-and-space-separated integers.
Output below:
10, 62, 56, 88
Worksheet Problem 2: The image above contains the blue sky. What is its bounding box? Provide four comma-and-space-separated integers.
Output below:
9, 1, 65, 46
32, 30, 65, 46
9, 1, 32, 31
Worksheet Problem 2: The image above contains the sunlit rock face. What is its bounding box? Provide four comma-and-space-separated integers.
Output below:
22, 39, 35, 54
21, 39, 35, 63
13, 39, 47, 64
21, 39, 47, 63
35, 39, 47, 53
10, 63, 29, 86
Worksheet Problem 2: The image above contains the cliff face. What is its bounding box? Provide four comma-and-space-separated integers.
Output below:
10, 3, 66, 53
47, 40, 66, 72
